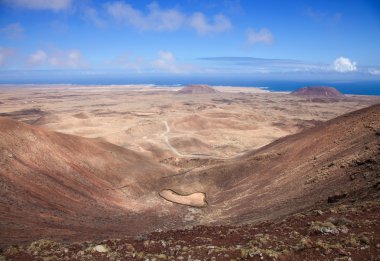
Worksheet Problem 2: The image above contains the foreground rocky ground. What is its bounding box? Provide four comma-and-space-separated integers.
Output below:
2, 195, 379, 261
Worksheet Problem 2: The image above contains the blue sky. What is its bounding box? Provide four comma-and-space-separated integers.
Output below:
0, 0, 380, 83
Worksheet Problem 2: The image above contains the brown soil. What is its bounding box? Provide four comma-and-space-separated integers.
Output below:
72, 112, 90, 119
0, 117, 175, 245
172, 114, 256, 131
0, 108, 46, 124
2, 198, 379, 260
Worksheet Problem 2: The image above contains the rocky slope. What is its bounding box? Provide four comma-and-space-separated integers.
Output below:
2, 197, 379, 260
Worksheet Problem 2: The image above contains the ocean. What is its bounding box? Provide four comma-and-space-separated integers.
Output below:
1, 77, 380, 96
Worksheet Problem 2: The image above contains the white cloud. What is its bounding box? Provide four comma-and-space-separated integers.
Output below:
189, 12, 232, 35
27, 50, 48, 66
369, 68, 380, 75
49, 49, 87, 68
0, 23, 24, 39
147, 3, 185, 31
246, 28, 274, 45
105, 1, 184, 31
105, 50, 195, 74
198, 56, 331, 74
152, 51, 192, 73
3, 0, 71, 11
332, 57, 357, 73
27, 49, 88, 68
83, 7, 107, 29
106, 50, 194, 74
0, 47, 16, 67
105, 1, 232, 34
305, 7, 342, 23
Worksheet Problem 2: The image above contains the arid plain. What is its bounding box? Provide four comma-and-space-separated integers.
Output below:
1, 84, 378, 161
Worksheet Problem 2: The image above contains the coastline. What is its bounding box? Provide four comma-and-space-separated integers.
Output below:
0, 84, 271, 94
1, 83, 380, 96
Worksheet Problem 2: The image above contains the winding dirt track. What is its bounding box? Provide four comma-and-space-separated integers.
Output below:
162, 121, 183, 157
162, 120, 247, 160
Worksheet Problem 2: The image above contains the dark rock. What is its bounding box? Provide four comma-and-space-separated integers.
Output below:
328, 192, 347, 203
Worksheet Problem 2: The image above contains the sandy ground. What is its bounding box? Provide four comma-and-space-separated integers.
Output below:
159, 189, 207, 207
0, 84, 379, 162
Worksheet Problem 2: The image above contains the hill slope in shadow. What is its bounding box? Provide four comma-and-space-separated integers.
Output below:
0, 117, 175, 245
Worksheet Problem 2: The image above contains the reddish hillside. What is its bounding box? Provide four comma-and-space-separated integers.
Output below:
291, 86, 344, 97
177, 84, 218, 94
0, 117, 175, 245
158, 104, 380, 223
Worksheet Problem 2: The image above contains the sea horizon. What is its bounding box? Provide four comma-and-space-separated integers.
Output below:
1, 79, 380, 96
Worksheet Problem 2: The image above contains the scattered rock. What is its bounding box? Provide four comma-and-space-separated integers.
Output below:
359, 235, 370, 245
93, 245, 108, 253
328, 192, 347, 203
308, 221, 339, 235
296, 237, 313, 251
157, 253, 167, 259
327, 217, 353, 227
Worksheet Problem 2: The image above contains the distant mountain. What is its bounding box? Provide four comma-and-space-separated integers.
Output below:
290, 86, 344, 97
177, 84, 218, 94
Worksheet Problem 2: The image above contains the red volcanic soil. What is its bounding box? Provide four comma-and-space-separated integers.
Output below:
3, 197, 379, 260
177, 84, 218, 94
290, 86, 344, 97
0, 117, 175, 245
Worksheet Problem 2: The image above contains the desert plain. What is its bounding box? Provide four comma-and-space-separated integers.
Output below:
0, 84, 378, 160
